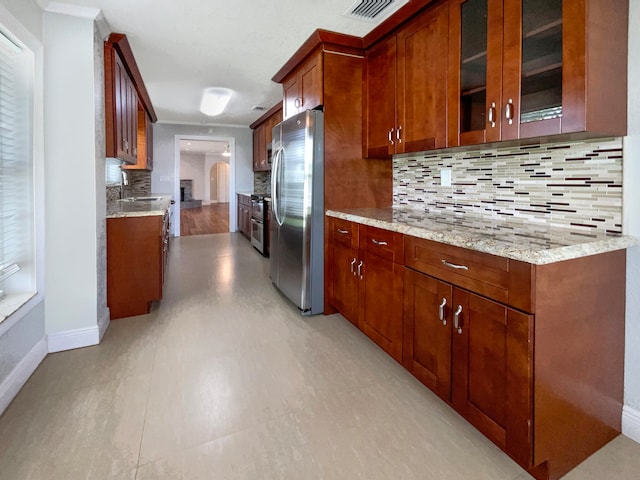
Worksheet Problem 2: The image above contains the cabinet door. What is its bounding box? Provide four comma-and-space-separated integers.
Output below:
329, 219, 360, 325
282, 52, 323, 120
396, 1, 448, 153
403, 269, 453, 401
451, 288, 533, 467
364, 36, 397, 158
448, 0, 504, 147
113, 54, 128, 160
360, 250, 404, 362
331, 241, 360, 325
252, 124, 267, 171
502, 0, 563, 140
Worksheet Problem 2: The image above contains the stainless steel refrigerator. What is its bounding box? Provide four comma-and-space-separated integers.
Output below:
270, 109, 324, 315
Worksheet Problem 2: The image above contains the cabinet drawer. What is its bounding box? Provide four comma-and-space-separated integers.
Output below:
404, 236, 533, 313
330, 218, 359, 249
360, 225, 404, 264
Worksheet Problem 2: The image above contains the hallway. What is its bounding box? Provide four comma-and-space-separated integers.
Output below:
180, 203, 229, 236
0, 233, 639, 479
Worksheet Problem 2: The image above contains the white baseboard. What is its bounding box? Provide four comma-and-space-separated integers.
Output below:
0, 337, 47, 415
623, 406, 640, 444
47, 325, 101, 353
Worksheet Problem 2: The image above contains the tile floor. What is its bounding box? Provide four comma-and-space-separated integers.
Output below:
1, 233, 639, 479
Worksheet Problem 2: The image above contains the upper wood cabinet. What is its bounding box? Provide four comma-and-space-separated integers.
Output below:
282, 51, 323, 120
104, 33, 157, 164
364, 2, 448, 158
447, 0, 628, 147
123, 108, 153, 171
250, 103, 283, 172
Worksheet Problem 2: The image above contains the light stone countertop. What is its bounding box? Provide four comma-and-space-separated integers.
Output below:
106, 194, 173, 219
326, 207, 638, 265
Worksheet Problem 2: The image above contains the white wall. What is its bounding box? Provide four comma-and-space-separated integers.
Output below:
623, 0, 640, 442
151, 123, 253, 234
43, 11, 107, 351
180, 152, 206, 200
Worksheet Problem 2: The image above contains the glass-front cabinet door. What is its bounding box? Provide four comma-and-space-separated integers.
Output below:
502, 0, 563, 140
448, 0, 504, 147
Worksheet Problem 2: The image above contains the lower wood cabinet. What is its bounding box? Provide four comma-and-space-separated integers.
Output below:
237, 194, 251, 239
107, 211, 168, 319
329, 217, 404, 362
327, 215, 626, 480
403, 268, 533, 467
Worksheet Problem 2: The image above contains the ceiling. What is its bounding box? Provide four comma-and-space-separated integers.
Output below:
179, 139, 227, 156
36, 0, 408, 127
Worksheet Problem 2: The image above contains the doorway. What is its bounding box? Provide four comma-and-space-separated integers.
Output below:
174, 137, 235, 236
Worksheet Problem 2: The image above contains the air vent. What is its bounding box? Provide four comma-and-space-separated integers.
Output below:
344, 0, 409, 22
251, 105, 267, 112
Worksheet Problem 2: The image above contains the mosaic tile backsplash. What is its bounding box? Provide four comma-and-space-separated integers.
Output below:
393, 138, 623, 234
254, 171, 271, 195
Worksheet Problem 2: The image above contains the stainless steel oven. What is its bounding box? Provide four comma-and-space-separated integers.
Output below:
250, 195, 266, 255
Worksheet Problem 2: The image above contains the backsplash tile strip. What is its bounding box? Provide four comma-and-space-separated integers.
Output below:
393, 138, 623, 234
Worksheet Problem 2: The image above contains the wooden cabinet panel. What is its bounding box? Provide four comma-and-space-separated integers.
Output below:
282, 51, 323, 120
360, 250, 404, 362
237, 194, 251, 238
122, 109, 153, 171
107, 213, 166, 319
404, 266, 533, 467
364, 2, 448, 157
448, 0, 627, 148
364, 36, 397, 158
396, 1, 448, 153
450, 289, 533, 466
404, 235, 533, 312
403, 269, 453, 400
105, 34, 156, 164
328, 218, 404, 362
251, 104, 283, 172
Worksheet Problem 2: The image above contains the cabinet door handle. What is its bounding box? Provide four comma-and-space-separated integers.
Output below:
357, 260, 364, 280
396, 125, 402, 143
371, 239, 388, 246
294, 97, 302, 109
388, 128, 395, 146
488, 102, 497, 128
439, 298, 447, 326
350, 258, 357, 275
505, 98, 514, 125
337, 228, 349, 234
441, 259, 469, 271
454, 305, 463, 334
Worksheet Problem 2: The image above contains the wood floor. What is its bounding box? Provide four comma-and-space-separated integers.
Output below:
180, 203, 229, 236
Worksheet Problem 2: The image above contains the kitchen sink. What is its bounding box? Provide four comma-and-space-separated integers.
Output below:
119, 196, 163, 202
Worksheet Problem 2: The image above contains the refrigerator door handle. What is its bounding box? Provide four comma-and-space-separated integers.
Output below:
271, 147, 284, 227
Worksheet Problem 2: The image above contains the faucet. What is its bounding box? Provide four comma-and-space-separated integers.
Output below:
121, 170, 129, 199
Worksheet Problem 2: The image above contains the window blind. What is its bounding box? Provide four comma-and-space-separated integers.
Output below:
0, 29, 32, 294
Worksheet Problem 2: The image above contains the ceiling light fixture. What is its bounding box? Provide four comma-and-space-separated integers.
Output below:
200, 87, 233, 116
222, 145, 231, 157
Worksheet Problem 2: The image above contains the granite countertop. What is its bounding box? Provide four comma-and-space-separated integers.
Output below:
326, 207, 638, 265
107, 194, 173, 219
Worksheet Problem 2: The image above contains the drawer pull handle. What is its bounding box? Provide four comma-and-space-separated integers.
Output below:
454, 305, 463, 334
441, 259, 468, 270
372, 239, 388, 246
350, 258, 357, 275
357, 260, 364, 280
439, 298, 447, 325
337, 228, 349, 234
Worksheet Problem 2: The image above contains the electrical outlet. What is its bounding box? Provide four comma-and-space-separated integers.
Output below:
440, 169, 452, 187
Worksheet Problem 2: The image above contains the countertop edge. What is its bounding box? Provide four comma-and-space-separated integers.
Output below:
106, 194, 173, 219
326, 209, 638, 265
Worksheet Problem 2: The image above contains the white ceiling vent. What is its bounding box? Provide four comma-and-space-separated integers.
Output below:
344, 0, 409, 22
